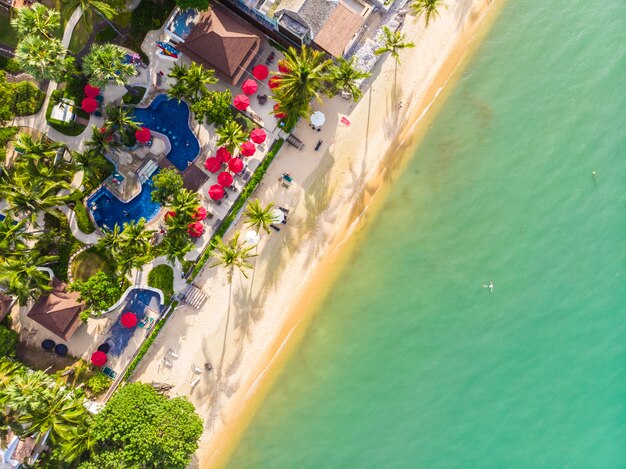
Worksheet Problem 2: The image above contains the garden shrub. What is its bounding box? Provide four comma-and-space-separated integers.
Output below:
0, 325, 18, 358
35, 212, 83, 281
147, 264, 174, 302
70, 271, 123, 318
87, 373, 111, 395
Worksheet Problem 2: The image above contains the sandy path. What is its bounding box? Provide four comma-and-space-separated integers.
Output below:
131, 0, 498, 466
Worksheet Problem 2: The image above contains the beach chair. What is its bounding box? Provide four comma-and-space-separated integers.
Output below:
163, 358, 173, 368
103, 367, 117, 379
190, 376, 200, 389
144, 317, 155, 331
167, 348, 179, 359
191, 365, 202, 374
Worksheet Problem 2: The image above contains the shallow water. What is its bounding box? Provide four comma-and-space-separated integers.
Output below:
228, 1, 626, 467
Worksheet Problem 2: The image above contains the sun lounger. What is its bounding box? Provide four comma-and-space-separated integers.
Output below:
163, 358, 173, 368
167, 348, 179, 358
192, 365, 202, 374
144, 317, 155, 330
190, 376, 200, 388
103, 367, 117, 379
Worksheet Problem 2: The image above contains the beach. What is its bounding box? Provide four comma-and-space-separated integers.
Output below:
131, 1, 497, 466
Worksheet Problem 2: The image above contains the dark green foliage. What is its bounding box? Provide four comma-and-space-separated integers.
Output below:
176, 0, 209, 11
147, 264, 174, 302
0, 56, 21, 74
190, 89, 233, 126
0, 126, 18, 161
34, 212, 83, 282
94, 25, 118, 44
84, 383, 203, 469
151, 168, 183, 204
70, 271, 123, 317
73, 198, 96, 234
0, 325, 18, 357
122, 85, 146, 104
192, 138, 284, 276
0, 72, 45, 124
123, 0, 176, 64
86, 373, 111, 395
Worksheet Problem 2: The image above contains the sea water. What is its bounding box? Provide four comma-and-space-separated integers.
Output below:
227, 0, 626, 467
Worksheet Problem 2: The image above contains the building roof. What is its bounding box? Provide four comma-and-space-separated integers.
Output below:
27, 279, 84, 341
182, 164, 209, 192
314, 2, 365, 57
178, 4, 261, 85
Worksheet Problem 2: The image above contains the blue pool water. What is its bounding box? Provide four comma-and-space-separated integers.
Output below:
87, 170, 161, 230
106, 289, 162, 357
169, 9, 197, 39
132, 94, 200, 171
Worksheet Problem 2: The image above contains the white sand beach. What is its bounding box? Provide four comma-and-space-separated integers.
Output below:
131, 0, 498, 466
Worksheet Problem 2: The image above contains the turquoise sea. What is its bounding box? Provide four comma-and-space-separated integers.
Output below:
227, 0, 626, 467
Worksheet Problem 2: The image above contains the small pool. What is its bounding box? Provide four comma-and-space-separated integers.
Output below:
106, 289, 162, 357
133, 95, 200, 171
168, 9, 197, 40
87, 170, 161, 230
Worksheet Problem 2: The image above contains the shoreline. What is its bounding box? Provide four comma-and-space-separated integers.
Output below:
201, 1, 503, 466
130, 1, 504, 467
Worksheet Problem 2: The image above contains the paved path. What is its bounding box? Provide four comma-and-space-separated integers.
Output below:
135, 256, 187, 294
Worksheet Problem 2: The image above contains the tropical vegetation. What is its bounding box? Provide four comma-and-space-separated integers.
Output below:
211, 232, 256, 282
0, 326, 18, 358
216, 119, 248, 153
190, 89, 234, 126
167, 62, 217, 102
83, 43, 138, 88
151, 168, 184, 205
70, 271, 123, 319
374, 26, 416, 65
244, 198, 275, 234
329, 57, 372, 101
411, 0, 446, 27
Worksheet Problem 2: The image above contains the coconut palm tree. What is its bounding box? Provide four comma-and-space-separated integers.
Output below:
411, 0, 446, 27
13, 133, 62, 163
72, 149, 113, 188
216, 120, 248, 153
97, 223, 123, 256
374, 26, 415, 65
14, 35, 70, 81
272, 46, 333, 121
11, 3, 60, 40
86, 125, 121, 156
0, 252, 56, 305
104, 105, 141, 142
169, 189, 200, 220
244, 199, 275, 234
0, 217, 32, 259
160, 232, 193, 265
120, 218, 153, 254
167, 63, 217, 102
211, 232, 256, 283
83, 44, 137, 88
65, 0, 119, 31
329, 57, 371, 101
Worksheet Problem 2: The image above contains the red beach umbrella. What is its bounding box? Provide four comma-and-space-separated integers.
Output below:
228, 157, 244, 174
217, 171, 233, 187
135, 127, 151, 144
250, 128, 266, 144
204, 156, 221, 173
268, 76, 281, 89
120, 312, 138, 328
192, 207, 207, 221
241, 79, 258, 95
240, 141, 256, 157
81, 97, 98, 113
90, 350, 107, 367
208, 184, 224, 200
252, 64, 269, 80
84, 83, 100, 98
187, 221, 204, 237
278, 60, 290, 73
216, 147, 231, 163
273, 103, 287, 119
164, 210, 176, 221
233, 94, 250, 111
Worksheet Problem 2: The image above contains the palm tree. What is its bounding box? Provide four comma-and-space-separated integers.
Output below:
211, 232, 256, 283
11, 3, 60, 40
86, 125, 120, 156
329, 57, 372, 101
0, 252, 56, 305
374, 26, 415, 65
73, 149, 112, 187
272, 46, 332, 122
14, 35, 70, 81
104, 105, 141, 144
167, 81, 187, 103
65, 0, 117, 22
170, 189, 200, 220
160, 232, 193, 265
0, 217, 32, 259
411, 0, 446, 27
216, 120, 248, 153
167, 63, 217, 102
97, 223, 123, 254
120, 218, 153, 254
244, 199, 274, 234
83, 44, 137, 88
13, 133, 62, 163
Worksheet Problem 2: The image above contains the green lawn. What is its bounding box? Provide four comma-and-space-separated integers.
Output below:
71, 247, 113, 282
147, 264, 174, 302
0, 11, 18, 47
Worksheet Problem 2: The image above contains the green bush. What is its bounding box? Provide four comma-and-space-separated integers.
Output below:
0, 325, 18, 358
35, 212, 84, 281
70, 271, 123, 318
147, 264, 174, 302
0, 57, 22, 74
0, 126, 18, 161
73, 199, 96, 234
86, 373, 111, 395
12, 82, 45, 115
191, 138, 285, 277
122, 86, 146, 105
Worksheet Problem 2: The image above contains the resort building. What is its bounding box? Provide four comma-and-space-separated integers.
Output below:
26, 279, 85, 342
220, 0, 374, 57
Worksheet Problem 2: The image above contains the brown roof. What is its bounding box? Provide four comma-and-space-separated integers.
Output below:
182, 164, 209, 192
0, 293, 14, 321
27, 279, 84, 341
178, 4, 261, 85
314, 2, 364, 58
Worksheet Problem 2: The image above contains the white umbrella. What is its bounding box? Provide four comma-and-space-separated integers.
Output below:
244, 230, 260, 246
271, 208, 285, 224
310, 111, 325, 127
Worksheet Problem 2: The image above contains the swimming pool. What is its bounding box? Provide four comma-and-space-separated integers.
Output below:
87, 170, 161, 230
105, 289, 162, 357
168, 9, 197, 40
132, 94, 200, 171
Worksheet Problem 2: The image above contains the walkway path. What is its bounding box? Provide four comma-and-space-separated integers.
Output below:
134, 255, 187, 294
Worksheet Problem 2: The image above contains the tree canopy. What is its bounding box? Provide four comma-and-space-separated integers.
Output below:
175, 0, 209, 11
70, 271, 123, 318
82, 383, 203, 469
151, 168, 184, 205
190, 89, 233, 127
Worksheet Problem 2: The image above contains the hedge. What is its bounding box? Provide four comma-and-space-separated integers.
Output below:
191, 138, 285, 277
0, 325, 18, 358
71, 193, 96, 234
147, 264, 174, 302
